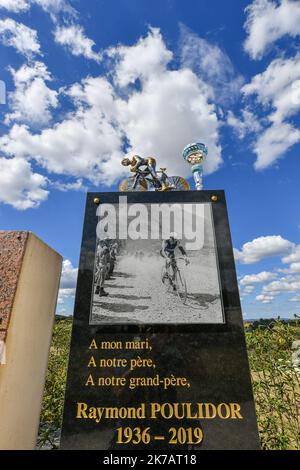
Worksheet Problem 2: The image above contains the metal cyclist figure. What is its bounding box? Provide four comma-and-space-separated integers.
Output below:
119, 154, 190, 192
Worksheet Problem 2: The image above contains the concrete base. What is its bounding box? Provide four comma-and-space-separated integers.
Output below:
0, 232, 62, 450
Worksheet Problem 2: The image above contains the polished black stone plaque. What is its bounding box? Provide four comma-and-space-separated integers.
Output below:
60, 190, 260, 450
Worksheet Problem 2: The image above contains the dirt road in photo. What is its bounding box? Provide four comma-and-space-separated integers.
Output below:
91, 250, 223, 324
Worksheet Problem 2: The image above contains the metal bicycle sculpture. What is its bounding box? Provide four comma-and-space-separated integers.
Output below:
119, 155, 190, 192
161, 257, 188, 304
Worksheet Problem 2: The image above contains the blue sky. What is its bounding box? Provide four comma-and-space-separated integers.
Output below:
1, 0, 300, 319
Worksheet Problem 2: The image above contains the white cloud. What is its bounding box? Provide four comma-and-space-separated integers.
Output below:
263, 278, 300, 294
242, 54, 300, 169
0, 18, 41, 58
0, 0, 30, 12
52, 178, 86, 192
0, 156, 48, 209
60, 259, 77, 288
234, 235, 294, 264
57, 259, 77, 305
240, 271, 276, 285
256, 294, 274, 304
277, 274, 300, 282
109, 28, 222, 177
34, 0, 76, 17
243, 55, 300, 123
241, 285, 255, 295
289, 295, 300, 302
5, 62, 58, 126
0, 77, 124, 185
278, 262, 300, 274
179, 24, 244, 105
288, 263, 300, 273
227, 109, 262, 139
244, 0, 300, 59
57, 287, 75, 304
253, 121, 300, 169
109, 27, 172, 87
278, 246, 300, 273
282, 245, 300, 264
118, 68, 221, 177
0, 0, 76, 18
54, 25, 101, 62
240, 273, 278, 298
259, 271, 300, 299
0, 28, 222, 191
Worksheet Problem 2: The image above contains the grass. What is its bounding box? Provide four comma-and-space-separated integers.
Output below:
37, 317, 72, 449
246, 319, 300, 450
37, 317, 300, 449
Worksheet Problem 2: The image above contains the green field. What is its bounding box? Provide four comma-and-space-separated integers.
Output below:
38, 317, 300, 450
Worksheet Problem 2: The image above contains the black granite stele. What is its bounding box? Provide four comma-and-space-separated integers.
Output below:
60, 190, 260, 450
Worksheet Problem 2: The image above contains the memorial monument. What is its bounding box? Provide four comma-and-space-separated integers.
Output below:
60, 143, 260, 450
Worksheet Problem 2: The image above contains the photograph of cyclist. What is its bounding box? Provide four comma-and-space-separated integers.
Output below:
90, 202, 224, 324
161, 233, 189, 293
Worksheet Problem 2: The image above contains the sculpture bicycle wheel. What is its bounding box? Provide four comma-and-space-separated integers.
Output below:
167, 176, 190, 191
119, 176, 148, 192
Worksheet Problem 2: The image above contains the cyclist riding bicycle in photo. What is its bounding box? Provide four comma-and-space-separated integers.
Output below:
161, 232, 189, 291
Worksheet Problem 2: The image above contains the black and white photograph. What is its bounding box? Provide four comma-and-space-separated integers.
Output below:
89, 201, 224, 324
